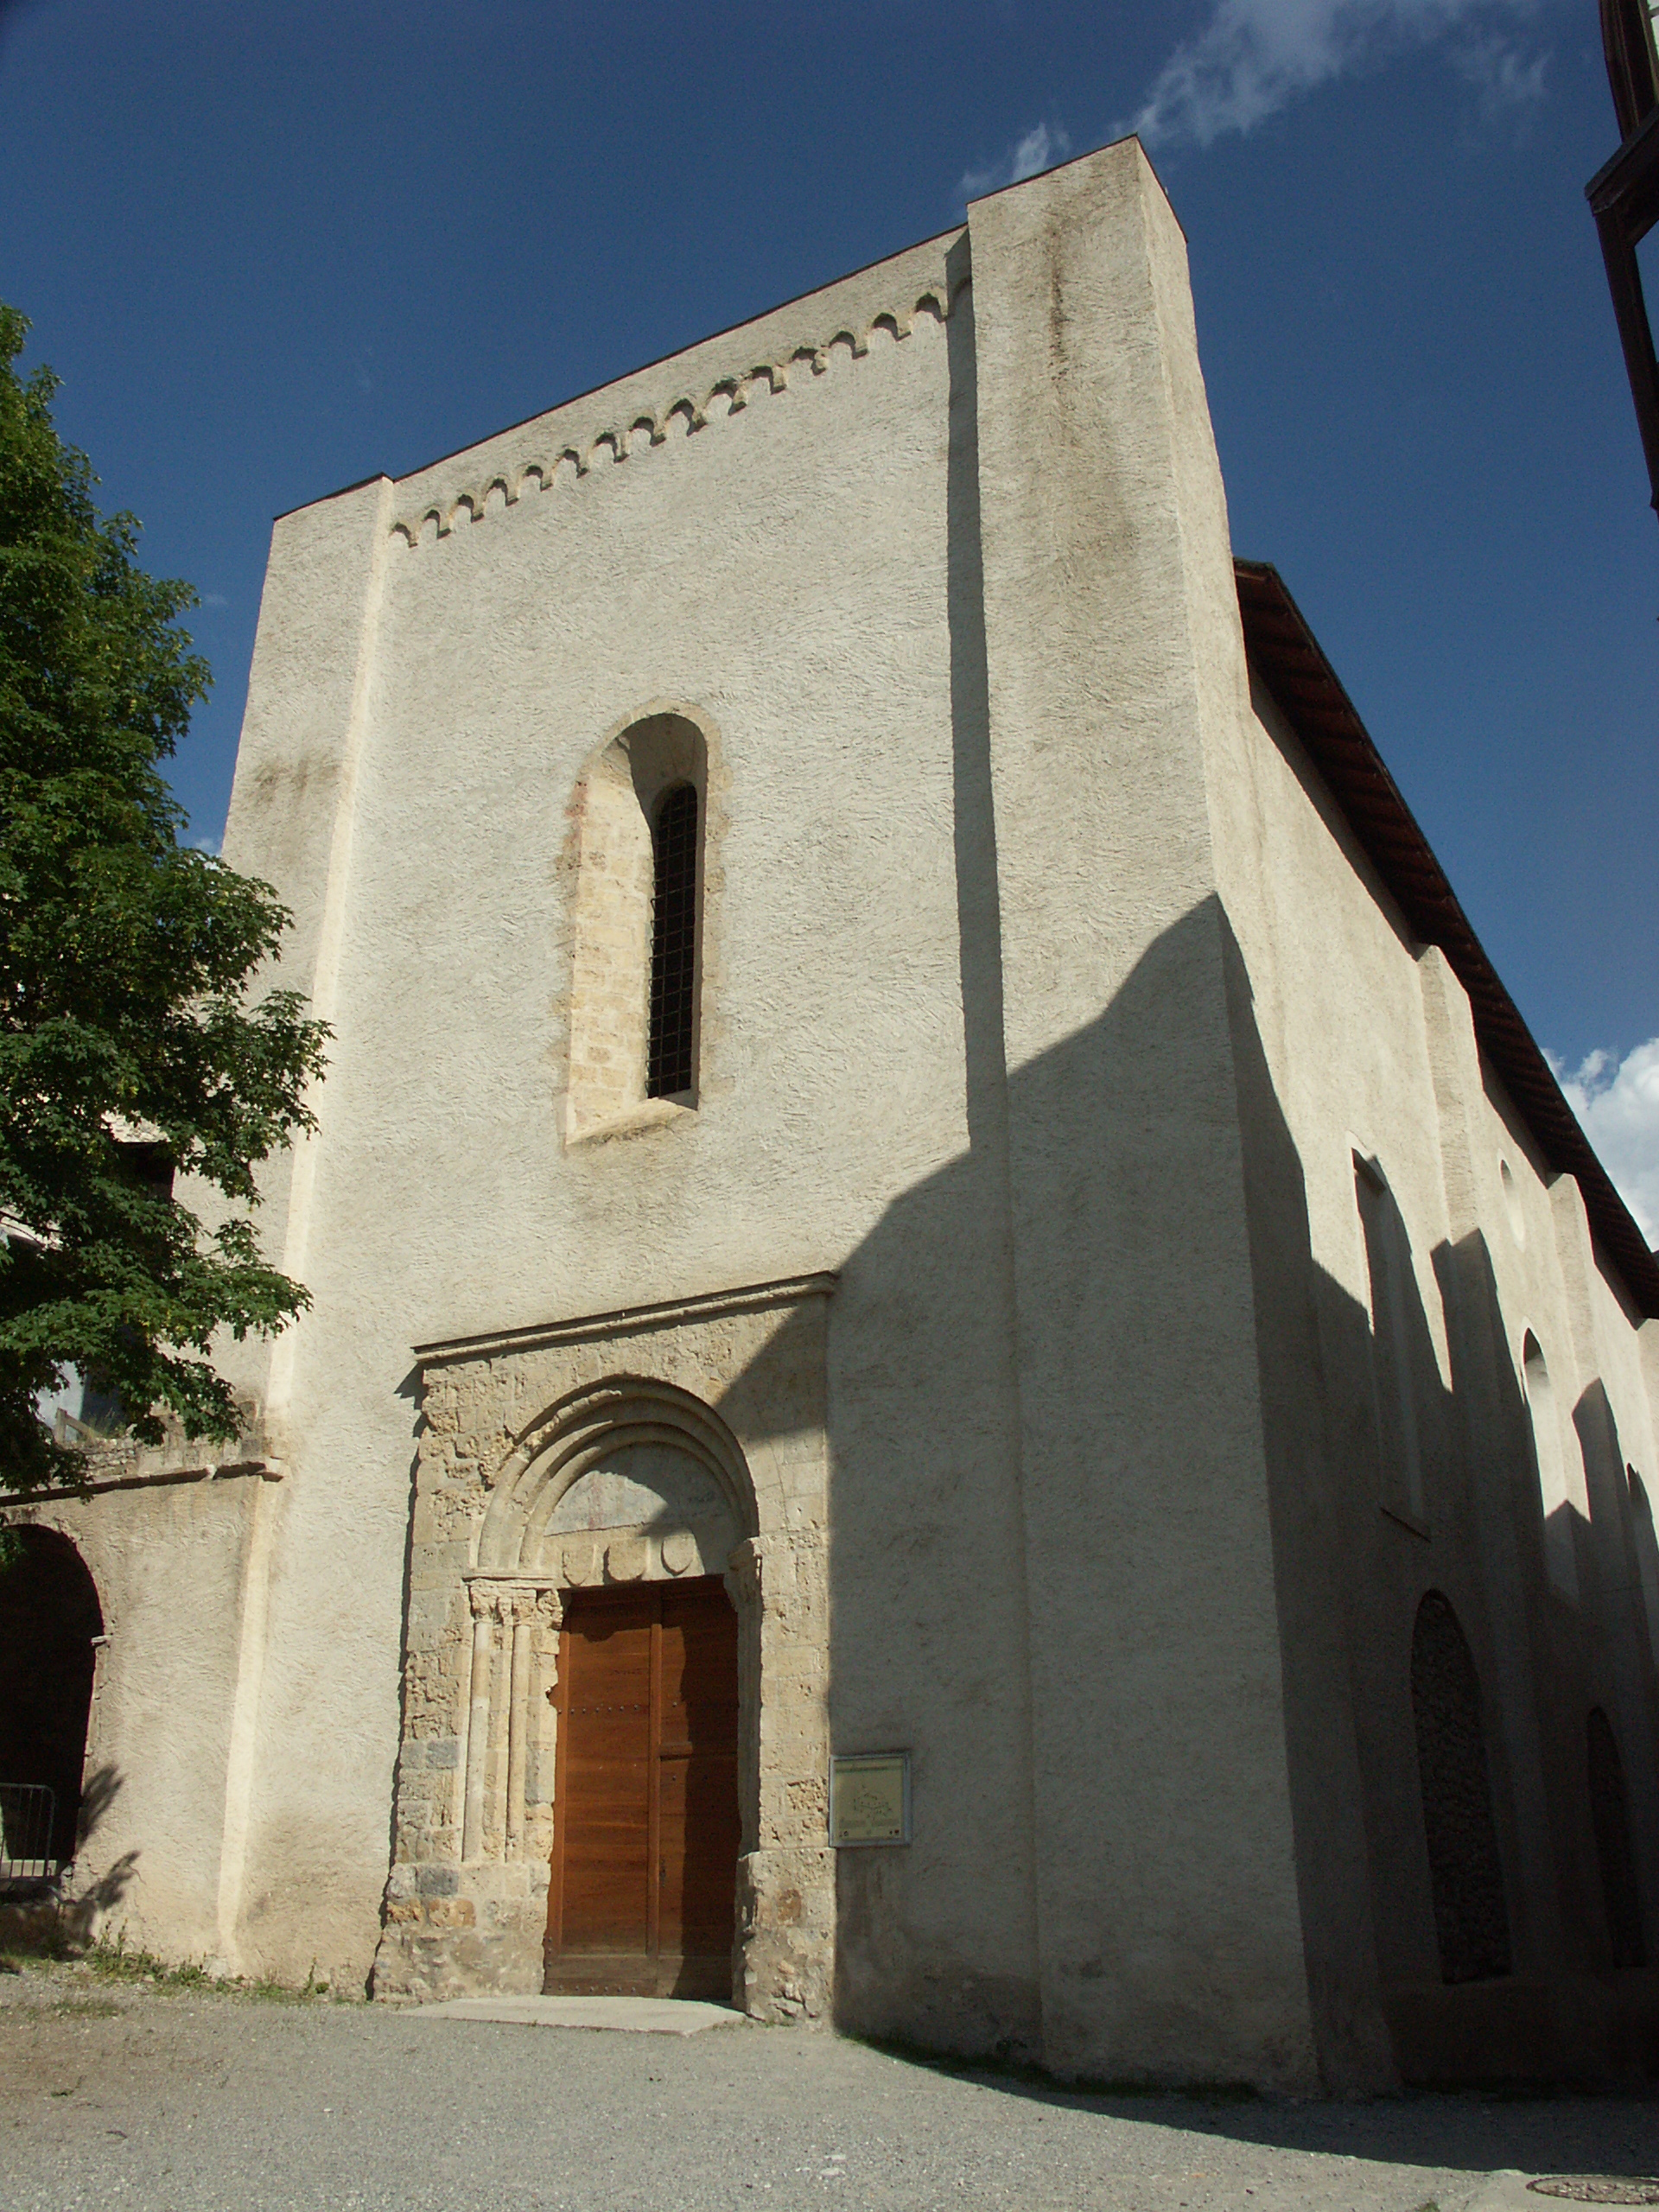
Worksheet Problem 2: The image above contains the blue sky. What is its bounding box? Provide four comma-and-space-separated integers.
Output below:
2, 0, 1655, 1233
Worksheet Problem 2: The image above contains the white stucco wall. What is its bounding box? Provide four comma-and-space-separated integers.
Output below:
3, 1463, 273, 1968
214, 214, 1057, 2028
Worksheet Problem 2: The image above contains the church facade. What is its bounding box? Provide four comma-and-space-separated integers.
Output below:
5, 139, 1658, 2091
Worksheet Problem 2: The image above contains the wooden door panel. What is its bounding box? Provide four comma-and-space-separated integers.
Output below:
660, 1749, 741, 1951
658, 1586, 741, 1967
660, 1589, 740, 1752
546, 1579, 738, 1999
556, 1611, 652, 1955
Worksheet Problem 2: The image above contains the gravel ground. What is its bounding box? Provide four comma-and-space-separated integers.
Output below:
2, 1958, 1656, 2212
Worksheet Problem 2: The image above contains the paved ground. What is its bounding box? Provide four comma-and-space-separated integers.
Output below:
3, 1958, 1656, 2212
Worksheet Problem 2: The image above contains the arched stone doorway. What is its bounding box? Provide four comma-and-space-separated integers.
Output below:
0, 1528, 104, 1868
541, 1439, 742, 1996
374, 1275, 836, 2018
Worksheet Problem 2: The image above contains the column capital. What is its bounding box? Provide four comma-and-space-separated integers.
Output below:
725, 1535, 764, 1602
466, 1573, 561, 1624
465, 1575, 503, 1623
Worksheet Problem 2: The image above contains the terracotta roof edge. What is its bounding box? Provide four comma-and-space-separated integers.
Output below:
1233, 557, 1659, 1319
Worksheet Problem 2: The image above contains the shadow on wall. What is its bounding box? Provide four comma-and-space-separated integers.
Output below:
706, 219, 1655, 2086
709, 889, 1659, 2088
1221, 909, 1658, 2088
72, 1764, 139, 1934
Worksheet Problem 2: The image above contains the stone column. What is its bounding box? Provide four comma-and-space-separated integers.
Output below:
503, 1585, 540, 1860
725, 1541, 764, 1853
523, 1588, 563, 1862
461, 1580, 499, 1863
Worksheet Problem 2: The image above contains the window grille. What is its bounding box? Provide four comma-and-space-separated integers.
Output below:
647, 784, 698, 1098
0, 1783, 57, 1883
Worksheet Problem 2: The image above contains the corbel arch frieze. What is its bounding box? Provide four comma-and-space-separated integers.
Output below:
385, 268, 969, 550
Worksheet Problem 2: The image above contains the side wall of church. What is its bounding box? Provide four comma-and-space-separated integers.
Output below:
1204, 655, 1659, 2084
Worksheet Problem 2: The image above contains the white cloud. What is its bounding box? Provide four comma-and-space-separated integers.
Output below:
1453, 25, 1548, 118
203, 592, 229, 607
1552, 1039, 1659, 1249
961, 119, 1071, 202
1127, 0, 1545, 149
188, 830, 223, 857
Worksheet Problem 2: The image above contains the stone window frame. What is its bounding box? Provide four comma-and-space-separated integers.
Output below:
563, 709, 711, 1146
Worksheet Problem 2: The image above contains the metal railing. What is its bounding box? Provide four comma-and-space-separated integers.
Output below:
0, 1783, 59, 1881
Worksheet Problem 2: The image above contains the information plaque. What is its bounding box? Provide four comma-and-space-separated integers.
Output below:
828, 1751, 911, 1847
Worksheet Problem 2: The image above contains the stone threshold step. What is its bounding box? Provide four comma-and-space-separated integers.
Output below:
414, 1995, 745, 2035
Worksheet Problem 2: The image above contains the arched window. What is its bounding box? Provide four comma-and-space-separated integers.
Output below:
1522, 1334, 1587, 1600
564, 715, 706, 1141
1586, 1707, 1647, 1968
1410, 1590, 1511, 1984
647, 784, 699, 1099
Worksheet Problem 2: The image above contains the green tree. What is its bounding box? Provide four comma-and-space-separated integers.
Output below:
0, 302, 328, 1491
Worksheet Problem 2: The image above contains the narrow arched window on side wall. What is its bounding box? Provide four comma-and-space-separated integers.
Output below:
647, 783, 699, 1100
1586, 1707, 1647, 1968
1410, 1590, 1512, 1984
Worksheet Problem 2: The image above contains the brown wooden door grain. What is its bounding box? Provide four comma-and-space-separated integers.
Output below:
544, 1578, 739, 1999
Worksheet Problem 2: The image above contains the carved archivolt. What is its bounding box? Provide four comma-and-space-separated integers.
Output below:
388, 278, 967, 551
477, 1374, 759, 1577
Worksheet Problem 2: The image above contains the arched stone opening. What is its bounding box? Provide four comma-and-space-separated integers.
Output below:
377, 1284, 836, 2018
458, 1378, 763, 1918
0, 1528, 104, 1869
1410, 1590, 1511, 1985
563, 711, 709, 1142
480, 1374, 756, 1573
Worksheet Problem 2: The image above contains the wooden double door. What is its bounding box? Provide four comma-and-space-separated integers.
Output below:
544, 1579, 741, 1999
